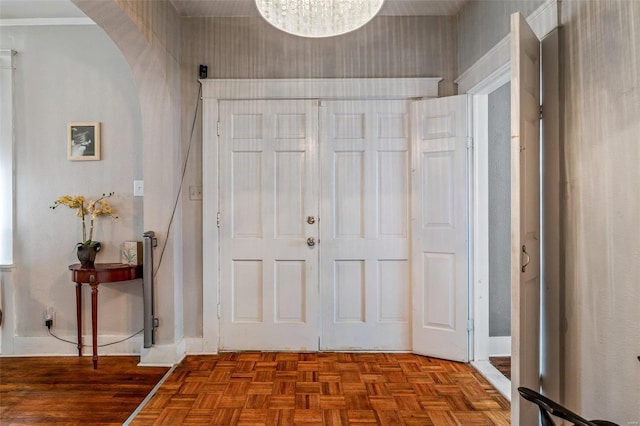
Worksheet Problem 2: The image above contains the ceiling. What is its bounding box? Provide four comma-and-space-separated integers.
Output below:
0, 0, 467, 20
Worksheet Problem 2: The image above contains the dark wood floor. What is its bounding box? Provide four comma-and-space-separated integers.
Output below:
488, 357, 511, 381
131, 353, 510, 425
0, 356, 168, 426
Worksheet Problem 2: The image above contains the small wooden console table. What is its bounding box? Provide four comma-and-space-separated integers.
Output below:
69, 263, 143, 369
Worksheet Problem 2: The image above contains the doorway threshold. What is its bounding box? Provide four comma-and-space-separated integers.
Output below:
472, 360, 511, 401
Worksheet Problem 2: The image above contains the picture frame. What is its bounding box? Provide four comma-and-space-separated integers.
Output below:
68, 122, 101, 161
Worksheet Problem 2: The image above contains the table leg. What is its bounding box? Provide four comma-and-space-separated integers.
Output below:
90, 277, 98, 369
75, 282, 82, 357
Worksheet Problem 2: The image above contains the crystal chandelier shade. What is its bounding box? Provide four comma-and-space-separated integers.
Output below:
255, 0, 385, 38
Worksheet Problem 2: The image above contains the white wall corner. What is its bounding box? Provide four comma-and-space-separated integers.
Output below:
139, 339, 186, 367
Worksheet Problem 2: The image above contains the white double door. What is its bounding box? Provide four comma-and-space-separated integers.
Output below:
218, 97, 468, 357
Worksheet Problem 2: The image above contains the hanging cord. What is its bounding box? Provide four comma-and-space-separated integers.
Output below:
47, 328, 143, 348
153, 83, 202, 280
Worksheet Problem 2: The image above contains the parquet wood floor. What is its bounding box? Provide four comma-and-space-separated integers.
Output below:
131, 353, 510, 425
0, 356, 168, 426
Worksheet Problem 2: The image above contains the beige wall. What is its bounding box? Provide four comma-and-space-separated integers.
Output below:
561, 0, 640, 421
74, 0, 185, 357
181, 16, 457, 80
457, 0, 544, 73
0, 24, 143, 352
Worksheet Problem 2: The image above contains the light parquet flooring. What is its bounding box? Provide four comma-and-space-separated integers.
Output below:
131, 353, 510, 425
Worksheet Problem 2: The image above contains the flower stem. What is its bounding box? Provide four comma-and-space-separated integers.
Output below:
81, 205, 87, 242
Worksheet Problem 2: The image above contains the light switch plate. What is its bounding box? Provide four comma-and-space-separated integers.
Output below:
133, 180, 144, 197
189, 185, 202, 200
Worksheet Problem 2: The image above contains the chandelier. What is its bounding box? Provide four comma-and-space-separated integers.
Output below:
255, 0, 386, 38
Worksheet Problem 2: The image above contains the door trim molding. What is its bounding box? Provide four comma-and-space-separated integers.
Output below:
201, 78, 441, 354
201, 78, 441, 100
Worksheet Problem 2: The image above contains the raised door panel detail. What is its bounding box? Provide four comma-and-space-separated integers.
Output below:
523, 120, 540, 235
275, 260, 306, 323
377, 113, 406, 139
232, 260, 263, 323
333, 113, 365, 139
521, 276, 540, 387
420, 114, 454, 140
275, 151, 305, 238
232, 152, 263, 238
275, 114, 306, 139
422, 253, 455, 330
232, 114, 263, 139
334, 260, 365, 323
378, 151, 408, 238
421, 151, 454, 228
377, 260, 409, 322
334, 152, 364, 238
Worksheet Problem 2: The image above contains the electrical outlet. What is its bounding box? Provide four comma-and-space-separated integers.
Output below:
628, 422, 639, 426
43, 307, 54, 328
189, 185, 202, 201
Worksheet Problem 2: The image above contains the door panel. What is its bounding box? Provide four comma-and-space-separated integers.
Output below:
320, 100, 411, 350
219, 100, 319, 351
510, 12, 541, 425
411, 95, 469, 362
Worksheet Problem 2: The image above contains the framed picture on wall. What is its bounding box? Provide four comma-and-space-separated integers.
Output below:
68, 122, 101, 161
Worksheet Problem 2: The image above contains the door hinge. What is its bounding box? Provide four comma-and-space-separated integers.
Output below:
217, 121, 221, 136
466, 137, 473, 150
217, 303, 221, 319
539, 105, 543, 120
467, 319, 474, 332
217, 212, 221, 228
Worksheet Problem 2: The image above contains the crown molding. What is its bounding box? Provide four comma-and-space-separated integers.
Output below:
201, 78, 441, 100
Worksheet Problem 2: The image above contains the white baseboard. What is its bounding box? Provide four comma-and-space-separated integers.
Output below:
138, 339, 186, 366
472, 360, 511, 401
8, 334, 142, 356
488, 336, 511, 356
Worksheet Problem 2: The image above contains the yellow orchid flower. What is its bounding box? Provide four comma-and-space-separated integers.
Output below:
51, 192, 117, 244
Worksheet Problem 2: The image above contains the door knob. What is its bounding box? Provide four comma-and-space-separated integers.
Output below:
307, 237, 316, 247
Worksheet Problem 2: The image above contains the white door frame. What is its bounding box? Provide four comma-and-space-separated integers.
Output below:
201, 78, 440, 353
467, 65, 513, 400
469, 64, 511, 360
